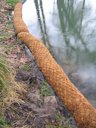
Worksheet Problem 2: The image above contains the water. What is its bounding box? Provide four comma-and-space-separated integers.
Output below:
22, 0, 96, 107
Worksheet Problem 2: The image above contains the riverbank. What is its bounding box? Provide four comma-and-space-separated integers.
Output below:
0, 1, 77, 128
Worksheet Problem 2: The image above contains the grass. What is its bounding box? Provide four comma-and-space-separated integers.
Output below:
0, 55, 9, 92
56, 112, 71, 128
6, 21, 13, 30
45, 112, 71, 128
22, 64, 30, 71
0, 1, 25, 127
0, 36, 7, 42
40, 81, 53, 96
0, 53, 26, 128
6, 0, 21, 8
0, 116, 11, 128
0, 32, 11, 42
0, 54, 11, 128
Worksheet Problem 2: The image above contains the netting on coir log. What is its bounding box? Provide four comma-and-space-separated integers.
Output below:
13, 3, 96, 128
13, 3, 29, 34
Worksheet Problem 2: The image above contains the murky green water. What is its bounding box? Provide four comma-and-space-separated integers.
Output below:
22, 0, 96, 107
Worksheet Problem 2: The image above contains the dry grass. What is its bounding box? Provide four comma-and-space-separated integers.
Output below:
0, 47, 27, 127
0, 50, 27, 123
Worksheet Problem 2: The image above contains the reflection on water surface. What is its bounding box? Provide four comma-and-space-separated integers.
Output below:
22, 0, 96, 107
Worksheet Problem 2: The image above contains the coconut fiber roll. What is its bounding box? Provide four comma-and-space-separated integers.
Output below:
18, 32, 96, 128
13, 3, 29, 34
13, 18, 29, 33
14, 3, 96, 128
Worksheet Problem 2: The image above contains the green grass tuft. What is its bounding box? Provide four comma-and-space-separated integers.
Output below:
40, 81, 53, 96
0, 116, 11, 128
22, 64, 30, 71
0, 56, 9, 93
6, 0, 20, 8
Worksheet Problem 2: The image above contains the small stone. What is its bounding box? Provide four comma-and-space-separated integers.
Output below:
12, 11, 14, 16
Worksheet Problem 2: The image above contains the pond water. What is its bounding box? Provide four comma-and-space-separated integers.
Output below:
22, 0, 96, 107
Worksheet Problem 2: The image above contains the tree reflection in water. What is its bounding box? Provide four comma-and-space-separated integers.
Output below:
34, 0, 50, 47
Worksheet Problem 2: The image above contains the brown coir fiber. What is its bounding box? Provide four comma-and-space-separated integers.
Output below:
14, 3, 22, 18
13, 18, 29, 33
13, 3, 29, 34
14, 3, 22, 13
14, 3, 96, 128
18, 32, 96, 128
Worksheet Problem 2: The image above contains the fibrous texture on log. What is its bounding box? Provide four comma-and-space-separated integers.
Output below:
14, 3, 96, 128
13, 3, 29, 34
